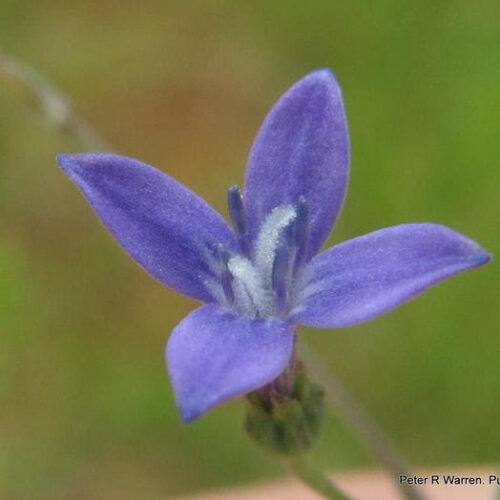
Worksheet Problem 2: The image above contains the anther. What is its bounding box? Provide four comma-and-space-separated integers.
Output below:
293, 196, 308, 273
294, 196, 308, 247
227, 185, 247, 252
217, 243, 234, 303
272, 243, 289, 315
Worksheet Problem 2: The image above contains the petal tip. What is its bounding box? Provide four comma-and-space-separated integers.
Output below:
56, 153, 90, 178
177, 394, 216, 424
56, 153, 75, 170
308, 67, 335, 80
57, 153, 120, 170
56, 154, 85, 183
300, 68, 340, 91
179, 405, 202, 424
56, 153, 128, 181
473, 248, 492, 267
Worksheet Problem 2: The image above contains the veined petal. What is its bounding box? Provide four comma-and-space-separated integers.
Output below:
244, 70, 350, 260
166, 304, 294, 422
58, 154, 237, 302
291, 224, 491, 328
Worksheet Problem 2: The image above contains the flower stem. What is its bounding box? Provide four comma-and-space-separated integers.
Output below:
288, 455, 351, 500
0, 47, 112, 152
299, 340, 426, 500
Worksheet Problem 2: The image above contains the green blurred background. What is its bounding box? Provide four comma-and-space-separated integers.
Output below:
1, 1, 498, 498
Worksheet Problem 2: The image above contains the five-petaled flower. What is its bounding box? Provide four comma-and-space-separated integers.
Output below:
57, 70, 490, 423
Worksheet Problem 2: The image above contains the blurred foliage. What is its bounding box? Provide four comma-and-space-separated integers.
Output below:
0, 1, 498, 498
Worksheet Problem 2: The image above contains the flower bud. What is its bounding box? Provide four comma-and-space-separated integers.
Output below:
244, 361, 325, 455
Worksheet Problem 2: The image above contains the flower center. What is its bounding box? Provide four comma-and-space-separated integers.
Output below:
214, 187, 309, 318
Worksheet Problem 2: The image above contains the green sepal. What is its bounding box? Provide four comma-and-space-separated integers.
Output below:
244, 365, 325, 455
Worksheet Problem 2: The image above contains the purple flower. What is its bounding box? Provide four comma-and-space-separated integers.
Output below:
57, 70, 490, 423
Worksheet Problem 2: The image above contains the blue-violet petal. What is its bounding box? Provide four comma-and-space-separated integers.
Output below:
58, 153, 237, 302
166, 303, 294, 422
244, 69, 350, 260
291, 223, 490, 328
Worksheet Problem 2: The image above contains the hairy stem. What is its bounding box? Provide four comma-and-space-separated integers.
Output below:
0, 47, 112, 151
299, 340, 426, 500
288, 455, 351, 500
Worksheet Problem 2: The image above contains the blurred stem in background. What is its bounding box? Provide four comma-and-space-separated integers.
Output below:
0, 48, 112, 152
299, 341, 425, 500
0, 48, 425, 500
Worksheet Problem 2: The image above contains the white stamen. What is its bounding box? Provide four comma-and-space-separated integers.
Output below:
203, 276, 229, 307
253, 205, 296, 289
207, 205, 300, 318
227, 255, 273, 317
